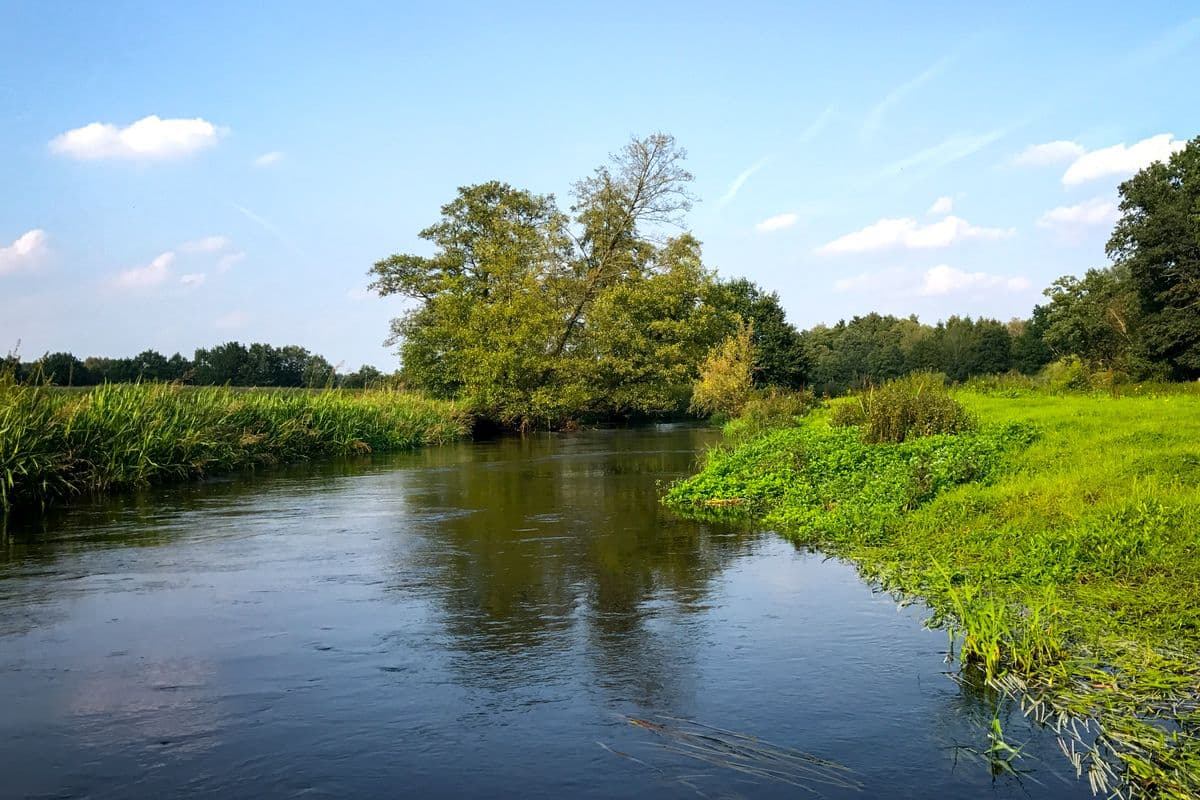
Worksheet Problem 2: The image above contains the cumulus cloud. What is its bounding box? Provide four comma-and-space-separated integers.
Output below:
928, 196, 953, 215
1062, 133, 1186, 186
114, 252, 175, 289
819, 215, 1013, 254
49, 115, 224, 161
253, 151, 284, 167
0, 229, 49, 275
180, 235, 231, 253
918, 265, 1031, 296
755, 212, 799, 233
833, 265, 1029, 296
1037, 197, 1120, 231
1011, 140, 1085, 166
180, 273, 207, 287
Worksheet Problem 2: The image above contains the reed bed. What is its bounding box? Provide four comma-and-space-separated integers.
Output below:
0, 375, 470, 513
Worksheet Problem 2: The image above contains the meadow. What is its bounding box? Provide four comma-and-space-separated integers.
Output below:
665, 383, 1200, 798
0, 375, 470, 514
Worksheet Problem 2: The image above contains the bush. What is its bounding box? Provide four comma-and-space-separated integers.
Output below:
723, 389, 820, 443
831, 372, 974, 444
690, 321, 755, 418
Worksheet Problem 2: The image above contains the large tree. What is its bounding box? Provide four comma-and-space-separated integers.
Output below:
1106, 135, 1200, 378
369, 133, 735, 426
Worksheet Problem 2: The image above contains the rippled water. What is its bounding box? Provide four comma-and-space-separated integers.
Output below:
0, 426, 1091, 798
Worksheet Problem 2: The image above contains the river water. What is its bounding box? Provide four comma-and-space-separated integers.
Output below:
0, 426, 1092, 799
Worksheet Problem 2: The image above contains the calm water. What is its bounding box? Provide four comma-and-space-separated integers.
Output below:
0, 426, 1091, 799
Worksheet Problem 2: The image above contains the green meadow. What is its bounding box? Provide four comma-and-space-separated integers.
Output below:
665, 384, 1200, 798
0, 376, 470, 514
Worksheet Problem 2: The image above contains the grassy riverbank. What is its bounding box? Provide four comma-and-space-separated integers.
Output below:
666, 388, 1200, 798
0, 376, 470, 514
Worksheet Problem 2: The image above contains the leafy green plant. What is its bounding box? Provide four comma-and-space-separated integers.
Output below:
830, 371, 975, 443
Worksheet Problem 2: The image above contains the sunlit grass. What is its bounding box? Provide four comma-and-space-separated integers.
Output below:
665, 387, 1200, 798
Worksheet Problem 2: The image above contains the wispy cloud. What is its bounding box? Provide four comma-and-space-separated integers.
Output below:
798, 107, 835, 144
114, 251, 175, 289
0, 229, 48, 275
253, 151, 284, 168
1011, 140, 1085, 167
216, 251, 246, 273
861, 54, 953, 141
754, 212, 799, 233
1062, 133, 1186, 186
1123, 17, 1200, 70
883, 129, 1009, 176
819, 214, 1013, 254
49, 115, 225, 161
718, 157, 771, 207
180, 273, 207, 287
231, 202, 303, 256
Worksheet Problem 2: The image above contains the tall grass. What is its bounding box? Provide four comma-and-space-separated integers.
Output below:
666, 388, 1200, 797
0, 374, 470, 513
830, 371, 975, 443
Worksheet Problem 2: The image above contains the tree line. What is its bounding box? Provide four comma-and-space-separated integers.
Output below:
2, 342, 389, 389
370, 132, 1198, 423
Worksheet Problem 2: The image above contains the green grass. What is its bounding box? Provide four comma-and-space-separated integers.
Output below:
0, 375, 470, 513
665, 388, 1200, 798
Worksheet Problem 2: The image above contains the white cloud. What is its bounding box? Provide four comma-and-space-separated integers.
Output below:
214, 310, 250, 329
114, 251, 175, 289
180, 235, 231, 253
718, 157, 770, 207
833, 265, 1030, 297
819, 215, 1013, 254
253, 151, 284, 167
918, 264, 1031, 296
216, 251, 246, 273
180, 273, 207, 287
927, 196, 953, 215
1062, 133, 1186, 186
0, 229, 48, 275
1037, 197, 1120, 231
1011, 140, 1085, 166
49, 115, 224, 161
755, 212, 799, 233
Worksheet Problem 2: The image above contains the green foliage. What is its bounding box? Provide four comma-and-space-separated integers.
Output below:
1108, 135, 1200, 379
711, 278, 809, 388
666, 389, 1200, 797
830, 372, 975, 444
722, 389, 820, 444
0, 374, 469, 513
690, 320, 756, 418
370, 134, 809, 428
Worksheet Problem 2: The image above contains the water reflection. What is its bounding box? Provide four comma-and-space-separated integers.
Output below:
0, 426, 1093, 799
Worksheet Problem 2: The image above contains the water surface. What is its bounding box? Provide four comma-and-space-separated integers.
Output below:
0, 426, 1091, 798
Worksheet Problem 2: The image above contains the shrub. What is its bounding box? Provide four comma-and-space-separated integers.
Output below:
831, 371, 974, 444
690, 321, 756, 418
723, 389, 820, 444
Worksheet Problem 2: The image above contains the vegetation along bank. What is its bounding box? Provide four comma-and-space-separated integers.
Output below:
0, 377, 470, 515
665, 376, 1200, 798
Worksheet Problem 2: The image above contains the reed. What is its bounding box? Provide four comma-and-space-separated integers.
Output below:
0, 373, 470, 513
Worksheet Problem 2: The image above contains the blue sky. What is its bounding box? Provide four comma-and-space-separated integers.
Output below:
2, 2, 1198, 370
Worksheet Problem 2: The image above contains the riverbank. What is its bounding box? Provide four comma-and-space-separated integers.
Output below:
0, 377, 470, 514
665, 389, 1200, 798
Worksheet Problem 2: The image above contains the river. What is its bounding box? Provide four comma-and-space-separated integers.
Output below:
0, 426, 1092, 798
